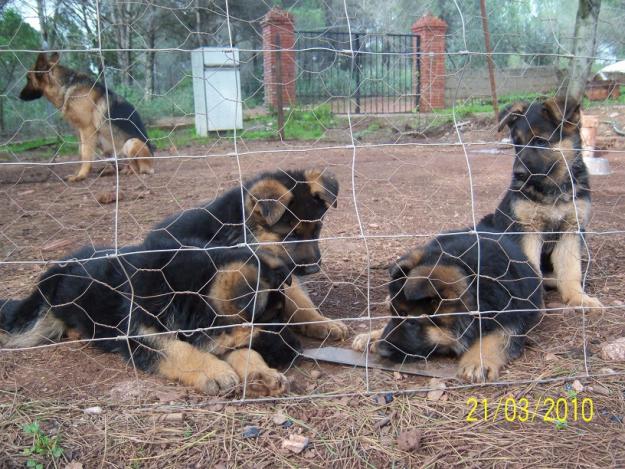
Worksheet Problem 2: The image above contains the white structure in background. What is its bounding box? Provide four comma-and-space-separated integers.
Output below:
191, 47, 243, 135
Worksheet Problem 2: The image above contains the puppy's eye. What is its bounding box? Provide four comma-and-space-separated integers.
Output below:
531, 137, 549, 147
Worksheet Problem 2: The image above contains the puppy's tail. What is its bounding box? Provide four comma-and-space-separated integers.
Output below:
0, 285, 65, 349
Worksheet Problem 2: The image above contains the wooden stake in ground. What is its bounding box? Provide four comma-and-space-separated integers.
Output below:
479, 0, 499, 119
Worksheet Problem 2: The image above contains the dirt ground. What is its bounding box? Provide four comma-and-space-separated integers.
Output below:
2, 108, 625, 467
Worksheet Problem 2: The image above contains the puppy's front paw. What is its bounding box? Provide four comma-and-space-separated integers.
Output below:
66, 173, 86, 182
352, 332, 378, 353
300, 320, 349, 341
243, 368, 289, 397
195, 363, 240, 395
565, 294, 604, 313
457, 354, 504, 382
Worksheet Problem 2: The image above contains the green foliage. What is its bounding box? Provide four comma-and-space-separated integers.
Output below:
22, 421, 64, 468
115, 76, 195, 124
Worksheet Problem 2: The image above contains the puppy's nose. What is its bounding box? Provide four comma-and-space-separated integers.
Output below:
295, 264, 321, 275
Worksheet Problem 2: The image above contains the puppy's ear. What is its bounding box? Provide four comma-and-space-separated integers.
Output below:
48, 52, 61, 67
247, 179, 294, 226
210, 266, 269, 321
403, 275, 436, 303
543, 96, 581, 127
305, 169, 339, 209
497, 102, 528, 132
34, 52, 49, 71
389, 248, 424, 280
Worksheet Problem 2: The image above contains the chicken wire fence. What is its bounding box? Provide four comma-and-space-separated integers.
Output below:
0, 0, 624, 409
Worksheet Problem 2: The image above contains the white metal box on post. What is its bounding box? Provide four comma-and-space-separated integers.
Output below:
191, 47, 243, 135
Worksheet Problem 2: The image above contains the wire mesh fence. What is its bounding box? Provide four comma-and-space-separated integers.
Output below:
1, 0, 625, 466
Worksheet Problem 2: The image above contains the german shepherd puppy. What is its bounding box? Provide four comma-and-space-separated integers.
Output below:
19, 52, 154, 182
144, 169, 349, 341
0, 238, 300, 397
495, 96, 602, 311
353, 222, 542, 381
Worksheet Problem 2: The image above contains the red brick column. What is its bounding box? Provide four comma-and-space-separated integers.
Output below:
262, 8, 296, 109
412, 15, 448, 112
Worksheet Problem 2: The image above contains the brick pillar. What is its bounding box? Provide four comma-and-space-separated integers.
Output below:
262, 8, 296, 109
412, 14, 447, 112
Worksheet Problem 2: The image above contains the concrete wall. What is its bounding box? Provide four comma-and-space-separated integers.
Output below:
445, 66, 562, 105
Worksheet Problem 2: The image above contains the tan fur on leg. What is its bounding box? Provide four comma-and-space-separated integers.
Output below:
352, 328, 384, 353
226, 349, 288, 397
458, 332, 509, 382
123, 138, 154, 175
67, 127, 96, 182
155, 337, 239, 395
552, 233, 603, 311
283, 276, 348, 340
520, 233, 543, 275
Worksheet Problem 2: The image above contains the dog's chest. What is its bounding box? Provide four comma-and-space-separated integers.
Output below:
512, 197, 590, 233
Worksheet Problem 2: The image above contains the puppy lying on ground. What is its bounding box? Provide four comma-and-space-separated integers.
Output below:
353, 222, 543, 381
144, 168, 349, 341
0, 238, 299, 397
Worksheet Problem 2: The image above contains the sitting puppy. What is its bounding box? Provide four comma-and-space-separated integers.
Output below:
495, 96, 602, 311
144, 169, 348, 341
0, 239, 299, 397
353, 223, 543, 381
19, 52, 154, 181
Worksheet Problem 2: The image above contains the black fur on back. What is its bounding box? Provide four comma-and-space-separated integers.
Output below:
61, 67, 154, 152
0, 238, 300, 370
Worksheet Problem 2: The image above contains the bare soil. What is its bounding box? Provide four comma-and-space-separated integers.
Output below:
1, 107, 625, 467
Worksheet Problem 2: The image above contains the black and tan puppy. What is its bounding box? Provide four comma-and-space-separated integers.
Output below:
19, 52, 154, 181
494, 96, 602, 311
0, 238, 299, 397
353, 224, 543, 381
145, 169, 348, 341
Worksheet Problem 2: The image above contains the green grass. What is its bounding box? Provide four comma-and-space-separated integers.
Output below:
22, 421, 64, 469
2, 105, 336, 157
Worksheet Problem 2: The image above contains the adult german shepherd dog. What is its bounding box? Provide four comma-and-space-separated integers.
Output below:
353, 222, 543, 381
0, 238, 299, 397
145, 168, 349, 341
494, 96, 602, 311
19, 52, 154, 182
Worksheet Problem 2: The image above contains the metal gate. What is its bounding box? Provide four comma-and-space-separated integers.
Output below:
296, 31, 419, 114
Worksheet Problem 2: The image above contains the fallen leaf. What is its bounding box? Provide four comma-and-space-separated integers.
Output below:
374, 416, 391, 429
272, 412, 288, 425
96, 190, 124, 205
242, 425, 261, 439
64, 462, 84, 469
600, 337, 625, 361
42, 239, 73, 252
281, 434, 309, 454
83, 406, 103, 415
589, 385, 610, 396
571, 380, 584, 393
426, 378, 446, 401
397, 428, 422, 452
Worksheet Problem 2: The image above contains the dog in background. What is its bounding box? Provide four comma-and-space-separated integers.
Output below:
19, 52, 154, 182
494, 96, 602, 311
353, 222, 543, 382
0, 238, 300, 397
145, 168, 349, 341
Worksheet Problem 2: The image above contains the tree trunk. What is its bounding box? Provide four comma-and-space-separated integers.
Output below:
0, 97, 4, 133
112, 0, 132, 87
145, 30, 156, 99
561, 0, 602, 103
